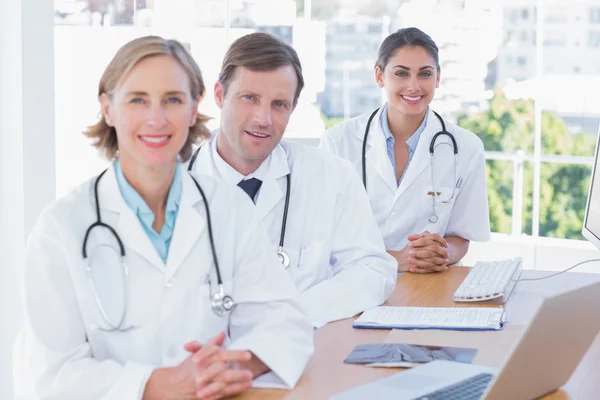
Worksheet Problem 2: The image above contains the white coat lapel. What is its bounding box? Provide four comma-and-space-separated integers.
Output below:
189, 141, 216, 177
165, 171, 204, 281
98, 164, 165, 271
396, 109, 441, 197
357, 107, 397, 194
255, 145, 289, 220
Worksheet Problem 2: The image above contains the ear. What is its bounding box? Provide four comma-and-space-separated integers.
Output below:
435, 69, 441, 88
374, 66, 385, 88
214, 81, 225, 109
99, 93, 114, 126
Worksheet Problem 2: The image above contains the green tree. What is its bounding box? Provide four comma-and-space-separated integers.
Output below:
321, 114, 345, 129
457, 87, 596, 239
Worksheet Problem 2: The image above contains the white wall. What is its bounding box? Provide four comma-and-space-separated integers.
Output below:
0, 1, 55, 398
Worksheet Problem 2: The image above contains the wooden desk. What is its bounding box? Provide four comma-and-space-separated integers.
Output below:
238, 267, 600, 400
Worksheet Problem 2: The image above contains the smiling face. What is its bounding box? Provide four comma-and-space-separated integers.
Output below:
375, 45, 440, 118
100, 55, 199, 172
214, 65, 297, 175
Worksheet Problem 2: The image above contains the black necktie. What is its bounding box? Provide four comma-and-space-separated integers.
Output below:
237, 178, 262, 202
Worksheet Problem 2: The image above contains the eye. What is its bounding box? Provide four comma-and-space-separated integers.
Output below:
167, 97, 182, 104
242, 94, 255, 101
274, 101, 288, 109
395, 71, 408, 77
420, 71, 433, 77
130, 98, 145, 104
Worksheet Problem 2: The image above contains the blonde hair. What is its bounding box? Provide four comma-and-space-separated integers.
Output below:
84, 36, 210, 161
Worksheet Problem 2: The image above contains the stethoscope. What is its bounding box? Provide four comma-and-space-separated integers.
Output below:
188, 146, 292, 268
361, 108, 461, 224
82, 168, 234, 332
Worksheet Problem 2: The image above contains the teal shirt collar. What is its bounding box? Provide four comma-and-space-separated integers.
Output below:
114, 160, 182, 262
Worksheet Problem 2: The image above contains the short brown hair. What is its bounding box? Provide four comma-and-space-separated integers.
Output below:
218, 32, 304, 104
84, 35, 210, 161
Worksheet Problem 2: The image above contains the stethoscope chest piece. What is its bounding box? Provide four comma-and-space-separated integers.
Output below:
277, 247, 290, 268
428, 212, 439, 223
211, 284, 235, 317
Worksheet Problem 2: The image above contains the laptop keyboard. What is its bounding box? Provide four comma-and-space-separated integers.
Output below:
415, 373, 494, 400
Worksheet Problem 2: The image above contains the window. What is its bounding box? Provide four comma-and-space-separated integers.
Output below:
47, 0, 600, 255
589, 31, 600, 48
506, 30, 516, 42
590, 7, 600, 24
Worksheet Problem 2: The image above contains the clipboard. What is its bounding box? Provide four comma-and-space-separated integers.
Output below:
353, 306, 508, 331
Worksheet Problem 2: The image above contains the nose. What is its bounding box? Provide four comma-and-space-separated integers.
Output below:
252, 104, 272, 127
407, 75, 421, 92
146, 104, 167, 129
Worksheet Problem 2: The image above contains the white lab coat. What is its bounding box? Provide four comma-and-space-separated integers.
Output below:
13, 164, 314, 399
190, 138, 397, 328
320, 108, 491, 251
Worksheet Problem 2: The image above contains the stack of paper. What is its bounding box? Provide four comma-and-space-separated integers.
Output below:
353, 306, 507, 331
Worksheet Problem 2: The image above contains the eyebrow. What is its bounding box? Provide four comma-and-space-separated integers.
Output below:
393, 65, 435, 71
238, 90, 260, 98
125, 90, 186, 96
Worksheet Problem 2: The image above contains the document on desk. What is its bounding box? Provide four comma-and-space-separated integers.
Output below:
353, 306, 507, 331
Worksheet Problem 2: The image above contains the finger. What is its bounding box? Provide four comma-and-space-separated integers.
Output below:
411, 233, 447, 248
409, 237, 447, 250
407, 237, 432, 248
192, 344, 221, 366
420, 233, 449, 247
407, 257, 442, 270
411, 247, 449, 261
208, 331, 226, 347
186, 332, 226, 355
407, 233, 421, 241
221, 368, 253, 382
195, 380, 226, 399
410, 265, 449, 274
195, 360, 227, 388
184, 341, 202, 353
217, 349, 252, 363
222, 380, 254, 396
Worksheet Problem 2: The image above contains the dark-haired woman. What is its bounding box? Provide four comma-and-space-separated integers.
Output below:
320, 27, 490, 274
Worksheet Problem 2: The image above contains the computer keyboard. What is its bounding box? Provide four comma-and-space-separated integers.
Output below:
415, 373, 494, 400
453, 258, 523, 303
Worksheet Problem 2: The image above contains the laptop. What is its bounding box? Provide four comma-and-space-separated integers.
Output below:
331, 279, 600, 400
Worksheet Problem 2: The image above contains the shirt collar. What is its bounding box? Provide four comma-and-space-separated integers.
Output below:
380, 103, 429, 153
211, 133, 273, 184
114, 159, 182, 216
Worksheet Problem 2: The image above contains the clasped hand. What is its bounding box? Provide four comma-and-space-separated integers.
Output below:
145, 331, 254, 400
389, 231, 451, 274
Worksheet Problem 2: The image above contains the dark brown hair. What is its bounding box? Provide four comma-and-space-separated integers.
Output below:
218, 32, 304, 104
376, 27, 440, 72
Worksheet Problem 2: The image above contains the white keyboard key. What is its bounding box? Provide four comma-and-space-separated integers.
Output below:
453, 258, 523, 303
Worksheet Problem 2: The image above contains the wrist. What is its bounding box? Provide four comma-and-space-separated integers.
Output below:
239, 354, 269, 379
143, 367, 171, 400
143, 366, 189, 400
388, 249, 411, 272
446, 245, 454, 265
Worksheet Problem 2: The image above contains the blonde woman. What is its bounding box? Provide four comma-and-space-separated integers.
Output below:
13, 36, 313, 399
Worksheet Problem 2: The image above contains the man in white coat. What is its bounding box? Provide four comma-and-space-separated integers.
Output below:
188, 32, 397, 328
14, 35, 313, 399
